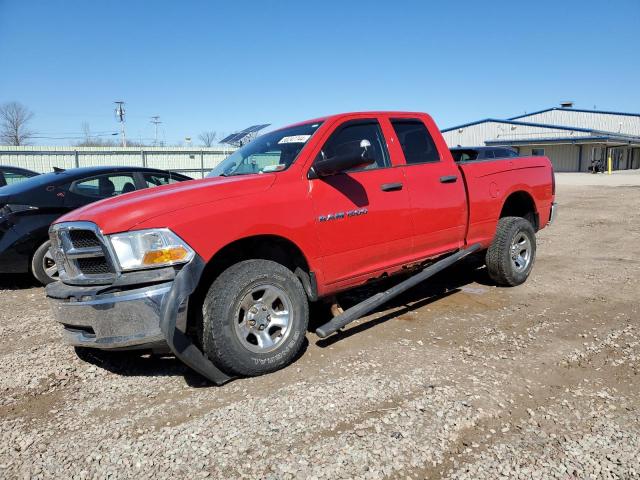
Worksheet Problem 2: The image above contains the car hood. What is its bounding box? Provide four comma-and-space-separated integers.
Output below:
57, 174, 276, 234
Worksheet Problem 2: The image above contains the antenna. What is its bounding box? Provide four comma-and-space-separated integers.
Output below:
114, 101, 127, 147
150, 115, 162, 146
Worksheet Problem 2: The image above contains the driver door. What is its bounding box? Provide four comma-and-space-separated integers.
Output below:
309, 118, 413, 288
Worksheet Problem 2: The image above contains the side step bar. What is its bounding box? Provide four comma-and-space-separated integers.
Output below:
315, 243, 482, 338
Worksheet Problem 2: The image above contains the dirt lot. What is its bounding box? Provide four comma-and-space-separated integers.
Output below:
1, 177, 639, 479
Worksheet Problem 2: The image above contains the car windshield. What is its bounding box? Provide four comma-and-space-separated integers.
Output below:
208, 122, 322, 177
0, 170, 68, 195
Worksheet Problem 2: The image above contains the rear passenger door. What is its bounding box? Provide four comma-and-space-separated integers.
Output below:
387, 117, 467, 258
308, 118, 413, 286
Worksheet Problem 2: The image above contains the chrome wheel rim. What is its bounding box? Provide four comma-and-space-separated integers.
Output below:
510, 232, 531, 272
234, 284, 293, 354
43, 249, 59, 280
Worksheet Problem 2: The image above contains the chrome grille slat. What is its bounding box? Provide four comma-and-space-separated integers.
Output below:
49, 222, 117, 285
65, 247, 105, 259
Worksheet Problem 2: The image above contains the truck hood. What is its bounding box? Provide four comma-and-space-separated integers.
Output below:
57, 174, 276, 234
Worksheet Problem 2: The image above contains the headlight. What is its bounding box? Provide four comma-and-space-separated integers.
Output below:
108, 228, 194, 271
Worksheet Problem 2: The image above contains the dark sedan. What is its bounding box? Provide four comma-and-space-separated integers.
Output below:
0, 166, 191, 284
0, 166, 40, 186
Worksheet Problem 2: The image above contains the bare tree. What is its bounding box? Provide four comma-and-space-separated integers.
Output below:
198, 131, 217, 147
81, 121, 92, 144
0, 101, 36, 146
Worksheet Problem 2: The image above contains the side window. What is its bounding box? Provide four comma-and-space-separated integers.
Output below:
390, 119, 440, 164
315, 120, 390, 171
70, 174, 138, 198
3, 170, 33, 185
483, 150, 495, 159
144, 172, 181, 188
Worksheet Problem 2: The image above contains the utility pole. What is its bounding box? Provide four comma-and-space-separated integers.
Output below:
114, 101, 127, 147
150, 116, 162, 146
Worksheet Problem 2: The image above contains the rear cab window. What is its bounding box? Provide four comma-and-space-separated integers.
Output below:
390, 119, 440, 165
451, 149, 479, 162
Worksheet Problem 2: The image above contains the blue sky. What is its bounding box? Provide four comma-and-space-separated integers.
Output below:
0, 0, 638, 145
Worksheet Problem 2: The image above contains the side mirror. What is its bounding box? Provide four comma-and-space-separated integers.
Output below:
313, 139, 375, 177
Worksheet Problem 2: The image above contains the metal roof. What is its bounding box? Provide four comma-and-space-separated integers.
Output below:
485, 135, 640, 146
509, 107, 640, 120
441, 118, 597, 134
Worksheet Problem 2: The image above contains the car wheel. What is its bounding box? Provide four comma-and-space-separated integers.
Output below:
31, 240, 59, 285
485, 216, 536, 287
202, 259, 309, 376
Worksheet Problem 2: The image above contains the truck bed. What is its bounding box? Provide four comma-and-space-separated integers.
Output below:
458, 155, 555, 248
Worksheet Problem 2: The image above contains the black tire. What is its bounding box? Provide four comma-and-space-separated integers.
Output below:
202, 259, 309, 376
485, 216, 536, 287
31, 240, 58, 285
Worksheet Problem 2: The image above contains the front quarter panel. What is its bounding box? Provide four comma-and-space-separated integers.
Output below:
132, 175, 322, 279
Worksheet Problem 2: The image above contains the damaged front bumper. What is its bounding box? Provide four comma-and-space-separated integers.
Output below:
46, 280, 171, 350
46, 257, 234, 384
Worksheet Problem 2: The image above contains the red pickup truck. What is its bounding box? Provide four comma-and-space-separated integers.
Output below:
46, 112, 556, 383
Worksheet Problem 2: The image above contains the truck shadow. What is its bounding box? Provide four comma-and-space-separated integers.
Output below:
313, 255, 494, 348
0, 273, 40, 290
73, 347, 202, 384
74, 339, 310, 388
72, 255, 491, 385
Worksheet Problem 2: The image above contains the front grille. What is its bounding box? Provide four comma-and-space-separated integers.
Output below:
69, 230, 101, 248
77, 257, 112, 275
50, 222, 116, 284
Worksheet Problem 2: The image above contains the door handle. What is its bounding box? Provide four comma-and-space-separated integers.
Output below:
380, 182, 403, 192
439, 175, 458, 184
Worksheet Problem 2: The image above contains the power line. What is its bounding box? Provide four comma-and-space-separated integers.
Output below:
31, 133, 119, 140
35, 130, 117, 135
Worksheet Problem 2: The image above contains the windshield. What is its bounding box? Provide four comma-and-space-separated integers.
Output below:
0, 170, 66, 195
208, 122, 322, 177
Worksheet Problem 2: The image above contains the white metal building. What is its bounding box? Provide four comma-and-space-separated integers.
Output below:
0, 146, 233, 178
441, 105, 640, 172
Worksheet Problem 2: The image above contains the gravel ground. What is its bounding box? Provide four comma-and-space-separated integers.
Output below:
1, 180, 639, 479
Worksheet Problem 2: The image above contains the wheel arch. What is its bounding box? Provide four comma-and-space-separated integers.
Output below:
499, 190, 539, 231
186, 234, 316, 348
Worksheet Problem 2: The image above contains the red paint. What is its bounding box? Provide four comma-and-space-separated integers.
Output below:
57, 112, 555, 298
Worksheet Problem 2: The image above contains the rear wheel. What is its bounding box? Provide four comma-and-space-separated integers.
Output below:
485, 216, 536, 286
31, 240, 58, 285
202, 259, 309, 376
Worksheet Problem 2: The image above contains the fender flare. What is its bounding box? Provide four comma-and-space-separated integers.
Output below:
158, 255, 235, 385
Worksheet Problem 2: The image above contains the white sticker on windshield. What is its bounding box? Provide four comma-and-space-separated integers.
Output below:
278, 135, 311, 144
262, 164, 286, 172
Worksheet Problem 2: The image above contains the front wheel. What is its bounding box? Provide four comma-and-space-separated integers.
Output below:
485, 216, 536, 286
202, 259, 309, 376
31, 240, 59, 285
